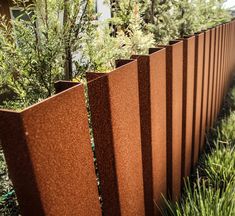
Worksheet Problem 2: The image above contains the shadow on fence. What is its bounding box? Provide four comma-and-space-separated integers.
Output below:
0, 21, 235, 215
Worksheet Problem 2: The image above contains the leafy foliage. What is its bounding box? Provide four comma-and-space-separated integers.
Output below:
0, 0, 231, 110
0, 1, 65, 109
77, 1, 154, 72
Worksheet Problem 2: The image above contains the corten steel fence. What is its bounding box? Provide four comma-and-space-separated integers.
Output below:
0, 21, 235, 216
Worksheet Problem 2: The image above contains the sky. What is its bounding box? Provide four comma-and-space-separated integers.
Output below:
224, 0, 235, 8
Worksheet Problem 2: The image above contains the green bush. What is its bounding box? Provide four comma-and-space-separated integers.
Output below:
0, 2, 65, 110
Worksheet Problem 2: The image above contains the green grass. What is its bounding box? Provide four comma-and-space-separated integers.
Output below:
162, 178, 235, 216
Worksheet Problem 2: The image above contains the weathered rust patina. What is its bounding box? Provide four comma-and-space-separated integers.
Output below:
0, 85, 102, 216
181, 36, 195, 178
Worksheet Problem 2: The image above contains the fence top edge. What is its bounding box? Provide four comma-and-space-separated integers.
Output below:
195, 31, 205, 36
0, 83, 84, 114
158, 40, 183, 49
176, 35, 196, 42
131, 54, 149, 59
86, 72, 107, 83
54, 80, 79, 85
87, 59, 138, 84
23, 84, 84, 113
149, 47, 166, 55
115, 59, 135, 68
0, 108, 19, 114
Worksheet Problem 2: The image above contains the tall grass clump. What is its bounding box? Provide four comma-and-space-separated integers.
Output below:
162, 178, 235, 216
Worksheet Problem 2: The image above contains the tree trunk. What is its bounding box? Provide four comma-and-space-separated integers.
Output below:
63, 0, 73, 80
151, 0, 155, 24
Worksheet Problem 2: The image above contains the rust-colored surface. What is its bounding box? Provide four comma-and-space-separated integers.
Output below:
232, 22, 235, 74
228, 23, 231, 77
192, 32, 204, 167
227, 23, 231, 88
215, 26, 222, 118
219, 25, 224, 107
54, 80, 79, 93
181, 36, 195, 178
228, 23, 232, 87
225, 24, 228, 93
222, 24, 227, 99
200, 30, 210, 152
131, 47, 167, 216
131, 54, 153, 216
148, 48, 167, 214
0, 85, 102, 215
88, 60, 145, 216
54, 74, 105, 94
227, 23, 231, 91
116, 59, 134, 68
211, 27, 219, 126
223, 24, 227, 99
219, 25, 225, 111
218, 25, 223, 116
162, 40, 183, 200
233, 22, 235, 70
224, 24, 228, 93
207, 28, 215, 129
215, 26, 221, 123
86, 72, 105, 81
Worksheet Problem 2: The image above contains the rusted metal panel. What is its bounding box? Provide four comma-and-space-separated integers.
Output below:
229, 23, 233, 84
88, 60, 145, 216
218, 25, 224, 112
229, 23, 235, 81
148, 48, 167, 214
224, 24, 229, 102
231, 22, 234, 76
0, 85, 102, 216
233, 22, 235, 70
232, 22, 235, 72
220, 25, 225, 102
207, 28, 215, 129
219, 25, 225, 109
192, 32, 204, 167
224, 24, 228, 92
226, 24, 231, 93
54, 74, 105, 94
215, 26, 222, 118
211, 27, 219, 125
54, 80, 79, 93
160, 40, 183, 200
200, 30, 210, 152
131, 47, 167, 216
181, 36, 195, 178
86, 72, 106, 81
130, 54, 153, 216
